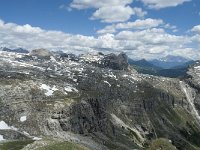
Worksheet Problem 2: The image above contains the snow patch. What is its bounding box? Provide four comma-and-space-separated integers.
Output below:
33, 137, 42, 140
123, 74, 129, 77
73, 78, 78, 82
65, 84, 78, 92
194, 66, 200, 70
104, 81, 111, 87
0, 121, 11, 130
0, 135, 5, 141
0, 121, 17, 131
20, 116, 27, 122
108, 72, 117, 79
50, 56, 56, 62
80, 54, 103, 63
40, 84, 58, 96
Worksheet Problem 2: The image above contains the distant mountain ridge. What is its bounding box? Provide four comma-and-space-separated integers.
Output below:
149, 55, 191, 69
128, 58, 161, 75
0, 47, 29, 53
0, 47, 195, 78
129, 56, 195, 78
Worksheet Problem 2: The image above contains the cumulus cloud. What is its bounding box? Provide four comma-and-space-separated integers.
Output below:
97, 18, 164, 34
90, 6, 134, 23
70, 0, 133, 9
115, 28, 189, 57
0, 19, 200, 60
132, 7, 147, 18
69, 0, 146, 23
140, 0, 191, 9
191, 25, 200, 34
0, 19, 97, 53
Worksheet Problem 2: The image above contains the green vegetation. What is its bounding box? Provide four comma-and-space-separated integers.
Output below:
128, 58, 194, 78
179, 121, 200, 147
37, 141, 89, 150
132, 65, 188, 78
147, 104, 200, 150
0, 140, 34, 150
148, 138, 176, 150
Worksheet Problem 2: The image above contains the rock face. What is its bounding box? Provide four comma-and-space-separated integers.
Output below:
30, 49, 53, 59
100, 52, 129, 70
184, 61, 200, 119
0, 50, 200, 150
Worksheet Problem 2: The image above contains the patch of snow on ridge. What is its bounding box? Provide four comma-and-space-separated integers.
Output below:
80, 53, 103, 63
65, 84, 78, 92
33, 137, 42, 140
194, 66, 200, 70
20, 116, 27, 122
0, 121, 11, 130
40, 84, 58, 96
0, 121, 17, 131
0, 135, 5, 141
50, 56, 56, 62
104, 81, 111, 87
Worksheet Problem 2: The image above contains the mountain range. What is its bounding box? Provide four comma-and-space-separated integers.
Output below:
150, 55, 191, 69
0, 49, 200, 150
0, 47, 29, 54
129, 55, 195, 78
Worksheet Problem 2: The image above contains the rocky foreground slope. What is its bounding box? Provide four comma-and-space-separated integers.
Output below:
0, 49, 200, 150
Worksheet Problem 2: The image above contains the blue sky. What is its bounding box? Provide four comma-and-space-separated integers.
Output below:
0, 0, 101, 35
0, 0, 199, 35
0, 0, 200, 60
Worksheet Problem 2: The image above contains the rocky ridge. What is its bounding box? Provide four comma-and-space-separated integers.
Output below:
0, 49, 200, 149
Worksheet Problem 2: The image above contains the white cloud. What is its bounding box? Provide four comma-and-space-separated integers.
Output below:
97, 26, 117, 34
59, 4, 72, 12
172, 48, 200, 60
97, 18, 164, 34
114, 28, 197, 59
0, 19, 200, 60
191, 25, 200, 34
132, 7, 147, 18
90, 6, 134, 23
70, 0, 133, 9
0, 19, 96, 53
140, 0, 191, 9
69, 0, 146, 23
115, 28, 187, 46
164, 23, 177, 30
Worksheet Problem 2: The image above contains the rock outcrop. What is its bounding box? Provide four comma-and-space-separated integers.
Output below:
30, 49, 53, 59
100, 52, 129, 70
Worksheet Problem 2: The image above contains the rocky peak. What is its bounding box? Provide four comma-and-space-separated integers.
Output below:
29, 49, 53, 59
78, 52, 129, 71
99, 52, 129, 70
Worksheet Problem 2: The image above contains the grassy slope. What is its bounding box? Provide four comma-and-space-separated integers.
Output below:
148, 104, 200, 150
0, 139, 89, 150
148, 138, 176, 150
0, 140, 34, 150
37, 142, 89, 150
